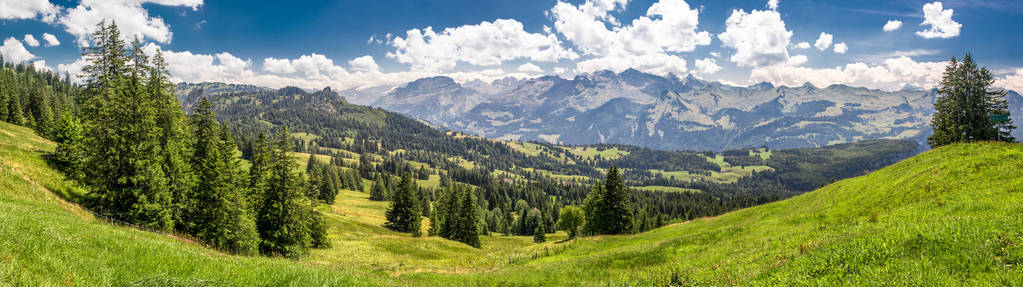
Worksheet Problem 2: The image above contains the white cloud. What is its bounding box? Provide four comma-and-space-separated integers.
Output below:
262, 57, 296, 73
60, 0, 204, 46
30, 60, 51, 72
0, 0, 58, 22
349, 55, 380, 73
0, 37, 35, 63
882, 20, 902, 32
786, 54, 807, 66
387, 19, 578, 71
833, 42, 848, 54
575, 53, 687, 76
553, 67, 566, 74
58, 57, 88, 82
916, 2, 961, 39
550, 0, 711, 57
814, 32, 832, 51
694, 58, 721, 75
517, 63, 544, 73
750, 56, 947, 91
140, 43, 257, 84
42, 33, 60, 46
23, 34, 40, 47
767, 0, 779, 10
793, 42, 810, 49
718, 8, 792, 67
996, 69, 1023, 93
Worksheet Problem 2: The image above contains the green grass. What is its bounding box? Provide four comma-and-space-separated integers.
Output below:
2, 120, 1021, 286
0, 122, 387, 286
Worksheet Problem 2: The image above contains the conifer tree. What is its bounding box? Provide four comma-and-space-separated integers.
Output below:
369, 175, 388, 201
929, 54, 1017, 147
455, 186, 480, 248
384, 173, 421, 236
183, 97, 257, 254
601, 165, 633, 234
533, 217, 546, 243
248, 131, 271, 205
257, 126, 312, 256
78, 21, 173, 231
53, 112, 84, 179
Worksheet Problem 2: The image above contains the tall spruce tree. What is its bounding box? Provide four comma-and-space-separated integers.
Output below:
929, 54, 1017, 147
601, 165, 633, 234
78, 21, 173, 230
183, 97, 258, 254
248, 131, 271, 205
369, 174, 388, 201
257, 126, 313, 256
455, 186, 481, 248
384, 173, 421, 236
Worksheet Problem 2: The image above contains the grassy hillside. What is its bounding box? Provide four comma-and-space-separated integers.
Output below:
0, 122, 387, 286
409, 141, 1023, 285
2, 120, 1020, 286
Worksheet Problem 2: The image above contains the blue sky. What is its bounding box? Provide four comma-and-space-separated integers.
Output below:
2, 0, 1022, 92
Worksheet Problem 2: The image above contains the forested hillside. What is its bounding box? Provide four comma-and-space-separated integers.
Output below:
181, 81, 919, 235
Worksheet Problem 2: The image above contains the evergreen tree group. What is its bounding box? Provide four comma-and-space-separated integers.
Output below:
929, 54, 1016, 147
48, 20, 330, 257
583, 165, 633, 235
431, 183, 481, 248
384, 173, 422, 236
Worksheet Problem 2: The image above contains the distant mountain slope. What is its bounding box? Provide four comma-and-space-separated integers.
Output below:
369, 69, 1023, 151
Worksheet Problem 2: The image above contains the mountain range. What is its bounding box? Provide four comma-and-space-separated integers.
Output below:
345, 69, 1022, 151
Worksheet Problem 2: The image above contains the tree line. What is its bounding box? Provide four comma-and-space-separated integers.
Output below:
49, 21, 329, 257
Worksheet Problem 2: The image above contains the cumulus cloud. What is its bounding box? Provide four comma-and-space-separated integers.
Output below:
767, 0, 779, 10
792, 42, 810, 49
42, 33, 60, 46
348, 55, 380, 73
31, 60, 51, 72
0, 37, 35, 63
23, 34, 40, 47
814, 32, 832, 51
58, 57, 88, 82
750, 56, 947, 91
694, 58, 722, 75
718, 8, 792, 67
916, 2, 961, 39
0, 0, 58, 22
833, 42, 848, 54
262, 57, 296, 73
996, 69, 1023, 93
60, 0, 204, 46
387, 19, 577, 71
575, 53, 687, 76
517, 63, 544, 73
550, 0, 711, 57
882, 20, 902, 31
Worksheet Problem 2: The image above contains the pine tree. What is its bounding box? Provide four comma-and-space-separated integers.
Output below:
257, 126, 312, 256
53, 112, 84, 179
78, 21, 173, 231
455, 186, 480, 248
929, 54, 1016, 147
601, 165, 633, 234
148, 48, 194, 226
533, 216, 546, 243
183, 97, 257, 254
369, 175, 388, 201
384, 173, 421, 236
248, 131, 271, 205
582, 183, 605, 235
